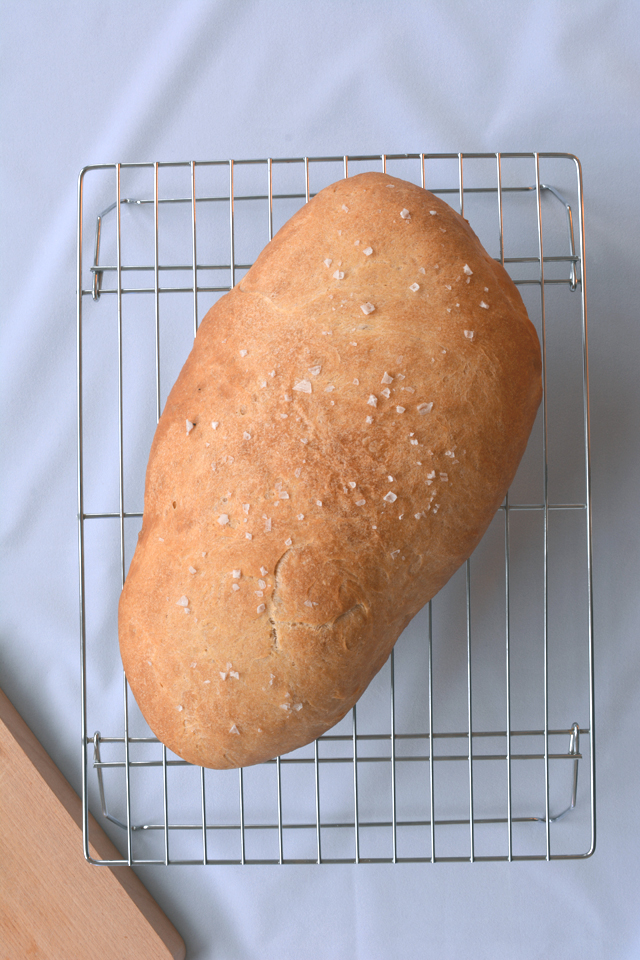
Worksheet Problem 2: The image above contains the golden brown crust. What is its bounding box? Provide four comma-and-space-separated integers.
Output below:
118, 172, 542, 768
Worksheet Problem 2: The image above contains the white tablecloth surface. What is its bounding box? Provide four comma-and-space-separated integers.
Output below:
2, 2, 639, 957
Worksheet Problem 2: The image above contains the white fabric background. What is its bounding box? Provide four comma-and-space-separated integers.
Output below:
2, 1, 639, 957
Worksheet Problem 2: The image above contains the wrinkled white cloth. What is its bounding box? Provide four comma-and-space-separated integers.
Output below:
1, 2, 640, 958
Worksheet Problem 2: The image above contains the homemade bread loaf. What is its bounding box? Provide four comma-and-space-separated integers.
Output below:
118, 172, 541, 769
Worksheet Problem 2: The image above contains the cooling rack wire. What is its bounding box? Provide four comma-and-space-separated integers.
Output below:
77, 152, 594, 865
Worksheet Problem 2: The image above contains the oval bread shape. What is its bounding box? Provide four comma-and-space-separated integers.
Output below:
118, 172, 542, 769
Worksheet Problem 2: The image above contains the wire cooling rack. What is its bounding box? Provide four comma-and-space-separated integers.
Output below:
77, 152, 594, 865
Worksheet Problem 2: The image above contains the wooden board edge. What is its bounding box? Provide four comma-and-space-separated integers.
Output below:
0, 687, 186, 960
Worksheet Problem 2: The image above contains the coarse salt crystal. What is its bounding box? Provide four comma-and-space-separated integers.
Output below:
177, 705, 183, 712
410, 439, 418, 445
480, 301, 489, 309
445, 450, 455, 457
356, 499, 366, 506
297, 513, 305, 520
263, 517, 272, 532
232, 569, 241, 578
284, 537, 292, 546
260, 379, 267, 388
419, 266, 426, 274
189, 566, 197, 574
363, 246, 373, 256
246, 533, 252, 540
464, 330, 475, 339
243, 431, 251, 440
316, 500, 323, 507
300, 438, 308, 444
360, 303, 375, 315
484, 287, 489, 292
382, 372, 393, 384
294, 379, 312, 393
396, 406, 406, 414
260, 566, 268, 576
409, 283, 420, 292
440, 472, 449, 481
417, 402, 433, 415
159, 537, 164, 542
324, 258, 332, 268
381, 387, 391, 399
229, 723, 239, 734
243, 504, 250, 515
366, 415, 373, 424
239, 349, 248, 357
177, 596, 189, 606
348, 481, 356, 488
257, 604, 266, 614
293, 702, 303, 711
325, 385, 335, 393
429, 210, 437, 215
342, 204, 349, 213
390, 549, 400, 558
463, 264, 473, 276
400, 208, 411, 219
270, 370, 276, 377
388, 476, 394, 482
309, 365, 322, 376
367, 395, 377, 407
230, 670, 240, 679
333, 270, 345, 280
353, 378, 359, 385
232, 583, 240, 591
218, 513, 229, 525
280, 491, 290, 499
186, 420, 194, 434
383, 491, 398, 503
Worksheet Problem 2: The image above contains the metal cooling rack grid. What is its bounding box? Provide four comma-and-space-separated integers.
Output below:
77, 152, 594, 865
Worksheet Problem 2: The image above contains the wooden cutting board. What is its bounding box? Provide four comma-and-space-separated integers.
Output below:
0, 688, 185, 960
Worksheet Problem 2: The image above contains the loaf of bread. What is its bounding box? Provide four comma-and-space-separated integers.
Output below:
118, 172, 541, 769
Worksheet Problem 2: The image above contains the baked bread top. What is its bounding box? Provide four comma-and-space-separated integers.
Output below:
118, 172, 542, 768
